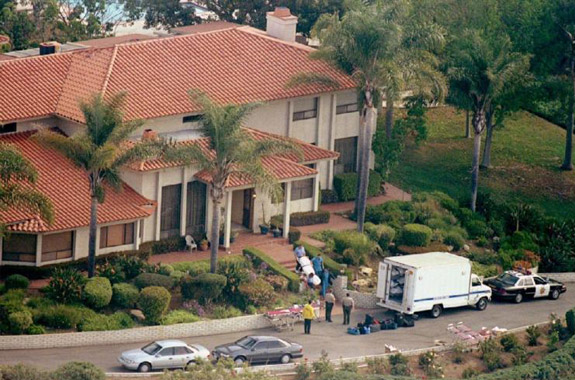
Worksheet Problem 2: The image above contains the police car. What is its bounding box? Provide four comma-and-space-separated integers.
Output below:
485, 270, 567, 304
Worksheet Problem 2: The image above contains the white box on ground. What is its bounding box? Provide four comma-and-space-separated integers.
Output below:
376, 252, 492, 317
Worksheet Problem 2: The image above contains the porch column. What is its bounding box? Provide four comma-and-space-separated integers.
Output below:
134, 220, 140, 250
180, 167, 187, 236
224, 190, 232, 248
35, 234, 42, 266
312, 173, 320, 212
154, 171, 162, 240
287, 101, 294, 137
327, 93, 337, 189
282, 182, 292, 239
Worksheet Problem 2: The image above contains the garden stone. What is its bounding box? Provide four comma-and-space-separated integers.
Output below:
130, 309, 146, 322
446, 245, 454, 252
360, 266, 373, 276
463, 244, 470, 252
352, 279, 370, 287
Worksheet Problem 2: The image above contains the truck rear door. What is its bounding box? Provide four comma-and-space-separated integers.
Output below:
376, 262, 389, 300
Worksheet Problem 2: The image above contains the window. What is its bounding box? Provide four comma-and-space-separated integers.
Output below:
174, 347, 190, 355
0, 123, 16, 134
160, 184, 182, 238
534, 277, 547, 285
158, 348, 175, 357
186, 181, 207, 236
334, 137, 358, 174
2, 234, 37, 262
183, 115, 202, 123
100, 223, 134, 248
267, 340, 285, 349
336, 103, 358, 115
291, 178, 314, 201
523, 277, 534, 286
253, 342, 267, 351
42, 231, 73, 262
293, 98, 318, 121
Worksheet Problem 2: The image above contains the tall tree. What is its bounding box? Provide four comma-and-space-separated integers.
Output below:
36, 93, 159, 277
164, 91, 299, 273
289, 0, 405, 233
122, 0, 199, 30
447, 30, 530, 211
0, 143, 53, 235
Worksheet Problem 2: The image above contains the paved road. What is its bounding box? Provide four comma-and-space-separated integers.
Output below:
2, 291, 574, 373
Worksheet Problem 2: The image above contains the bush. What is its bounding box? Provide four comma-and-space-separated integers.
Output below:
8, 310, 33, 334
333, 170, 382, 201
34, 305, 91, 329
443, 231, 466, 251
462, 367, 480, 378
216, 256, 251, 301
0, 284, 5, 295
140, 236, 185, 255
362, 200, 415, 227
418, 351, 443, 378
333, 231, 375, 265
526, 325, 541, 346
169, 270, 186, 282
567, 308, 575, 337
472, 262, 500, 278
51, 362, 105, 380
160, 310, 200, 325
321, 189, 339, 204
238, 278, 276, 308
134, 273, 175, 290
26, 324, 45, 335
82, 277, 112, 309
288, 228, 301, 244
138, 286, 171, 324
398, 224, 433, 247
465, 219, 489, 239
500, 334, 520, 352
266, 275, 289, 291
479, 338, 504, 371
95, 260, 126, 284
180, 273, 227, 304
158, 264, 175, 276
171, 261, 210, 276
78, 312, 134, 331
243, 248, 299, 292
0, 364, 44, 380
290, 211, 330, 226
389, 353, 410, 376
211, 306, 243, 319
110, 255, 147, 280
45, 268, 86, 304
112, 283, 139, 308
5, 274, 30, 290
364, 223, 396, 250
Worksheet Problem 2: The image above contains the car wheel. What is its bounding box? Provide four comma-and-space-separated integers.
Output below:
280, 354, 291, 364
234, 357, 246, 367
137, 363, 151, 373
514, 293, 523, 304
185, 361, 196, 369
476, 297, 488, 311
550, 289, 560, 300
430, 304, 442, 318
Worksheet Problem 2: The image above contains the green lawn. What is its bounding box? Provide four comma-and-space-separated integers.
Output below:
388, 106, 575, 219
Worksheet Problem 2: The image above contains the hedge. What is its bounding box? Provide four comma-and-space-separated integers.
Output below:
290, 211, 330, 226
398, 224, 433, 247
171, 260, 211, 276
288, 228, 301, 244
112, 283, 140, 308
134, 273, 176, 290
333, 170, 382, 202
242, 247, 299, 292
321, 189, 339, 204
180, 273, 227, 303
294, 241, 352, 280
83, 277, 113, 309
139, 236, 186, 255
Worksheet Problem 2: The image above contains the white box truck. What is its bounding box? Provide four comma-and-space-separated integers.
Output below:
376, 252, 492, 318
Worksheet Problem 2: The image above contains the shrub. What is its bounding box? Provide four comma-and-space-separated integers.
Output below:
26, 324, 45, 335
418, 351, 443, 378
462, 367, 480, 378
180, 273, 227, 304
238, 278, 276, 308
365, 357, 387, 375
290, 211, 330, 226
288, 228, 301, 244
134, 273, 175, 290
567, 309, 575, 337
0, 364, 44, 380
112, 283, 139, 308
363, 200, 415, 227
140, 236, 185, 255
5, 274, 29, 290
527, 325, 541, 346
266, 275, 289, 291
158, 264, 175, 276
472, 262, 500, 278
0, 290, 26, 324
477, 236, 489, 247
138, 286, 171, 324
95, 260, 126, 284
160, 310, 200, 325
243, 248, 299, 292
83, 277, 112, 309
443, 231, 466, 251
364, 223, 396, 250
34, 305, 92, 329
333, 231, 375, 265
78, 312, 134, 331
465, 219, 489, 239
216, 256, 251, 301
512, 346, 529, 366
389, 353, 410, 376
51, 362, 105, 380
500, 334, 520, 352
333, 170, 382, 201
169, 270, 186, 282
171, 261, 210, 276
211, 306, 243, 319
398, 224, 432, 247
479, 338, 504, 371
8, 310, 33, 334
321, 189, 338, 204
111, 255, 147, 280
0, 284, 4, 295
45, 268, 86, 304
547, 331, 560, 352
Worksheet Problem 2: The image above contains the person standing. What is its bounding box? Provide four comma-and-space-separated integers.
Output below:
311, 253, 324, 278
302, 299, 316, 334
342, 293, 354, 325
294, 245, 306, 272
324, 288, 335, 322
320, 268, 330, 297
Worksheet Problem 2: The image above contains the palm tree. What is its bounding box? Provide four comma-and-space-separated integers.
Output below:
164, 91, 300, 273
36, 93, 160, 277
0, 144, 54, 235
447, 30, 530, 211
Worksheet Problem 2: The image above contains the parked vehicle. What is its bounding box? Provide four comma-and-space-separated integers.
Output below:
485, 271, 567, 303
212, 335, 303, 366
376, 252, 492, 318
118, 340, 210, 372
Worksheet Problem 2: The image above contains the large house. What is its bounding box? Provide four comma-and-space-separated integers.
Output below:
0, 8, 365, 268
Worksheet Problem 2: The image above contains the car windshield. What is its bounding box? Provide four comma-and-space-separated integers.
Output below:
498, 273, 519, 286
142, 342, 162, 355
235, 337, 257, 349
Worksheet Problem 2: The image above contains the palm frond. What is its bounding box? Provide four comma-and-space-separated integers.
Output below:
34, 129, 92, 170
0, 183, 54, 224
0, 144, 38, 184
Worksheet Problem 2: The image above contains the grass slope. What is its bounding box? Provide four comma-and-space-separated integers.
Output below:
388, 107, 575, 219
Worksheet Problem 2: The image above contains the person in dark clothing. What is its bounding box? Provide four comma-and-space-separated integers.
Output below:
324, 288, 335, 322
342, 293, 354, 325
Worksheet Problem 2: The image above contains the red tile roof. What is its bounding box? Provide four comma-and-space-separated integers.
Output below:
0, 131, 155, 233
75, 34, 157, 48
0, 26, 355, 123
171, 21, 240, 35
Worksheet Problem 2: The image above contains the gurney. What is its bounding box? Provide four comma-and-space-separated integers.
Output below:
297, 256, 321, 285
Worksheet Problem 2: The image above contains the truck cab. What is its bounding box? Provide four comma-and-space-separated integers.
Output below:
469, 274, 491, 310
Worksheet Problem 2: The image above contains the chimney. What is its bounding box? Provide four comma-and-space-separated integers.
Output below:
142, 129, 158, 141
266, 7, 298, 43
39, 42, 60, 55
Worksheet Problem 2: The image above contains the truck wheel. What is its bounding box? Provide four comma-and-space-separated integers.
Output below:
476, 297, 488, 311
549, 289, 560, 300
513, 293, 523, 304
430, 304, 443, 318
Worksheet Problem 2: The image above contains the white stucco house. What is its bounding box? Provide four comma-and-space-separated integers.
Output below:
0, 8, 365, 267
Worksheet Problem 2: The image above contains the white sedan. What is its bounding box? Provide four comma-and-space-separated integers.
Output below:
118, 340, 210, 372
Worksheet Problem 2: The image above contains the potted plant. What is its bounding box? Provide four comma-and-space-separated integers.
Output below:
199, 238, 209, 251
230, 231, 239, 243
272, 225, 282, 238
259, 203, 270, 235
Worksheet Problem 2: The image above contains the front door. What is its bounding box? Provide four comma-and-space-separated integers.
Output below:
242, 189, 254, 229
534, 276, 550, 298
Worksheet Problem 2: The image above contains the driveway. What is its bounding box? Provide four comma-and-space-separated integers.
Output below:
2, 289, 574, 373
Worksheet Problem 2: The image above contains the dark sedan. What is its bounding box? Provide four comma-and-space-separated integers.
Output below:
485, 271, 566, 303
212, 336, 303, 366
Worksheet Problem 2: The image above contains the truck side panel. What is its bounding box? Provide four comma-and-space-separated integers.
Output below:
411, 263, 471, 313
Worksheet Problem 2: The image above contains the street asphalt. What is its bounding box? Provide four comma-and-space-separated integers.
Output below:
1, 289, 574, 373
